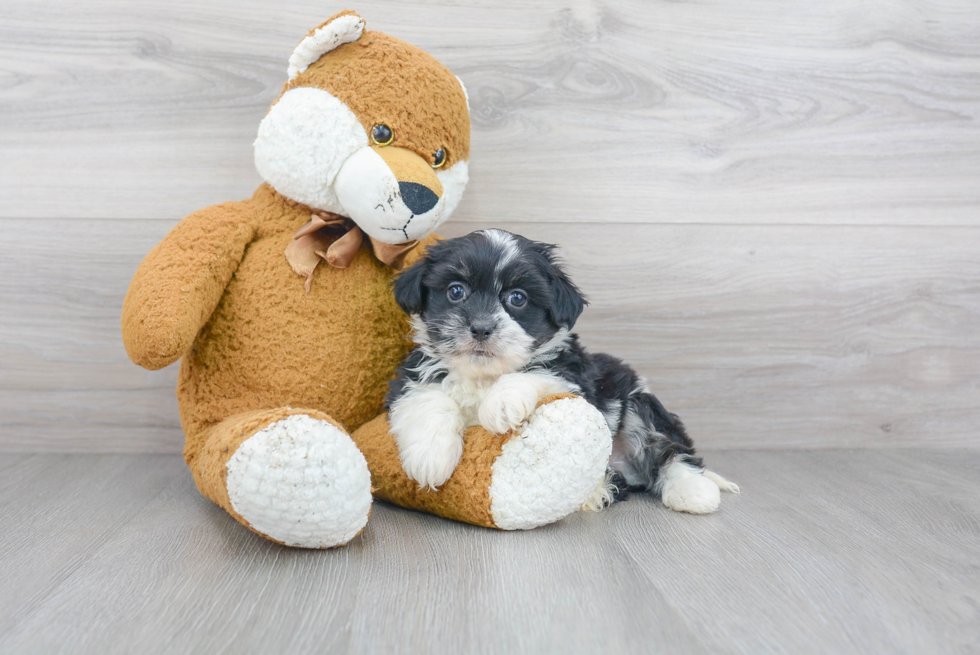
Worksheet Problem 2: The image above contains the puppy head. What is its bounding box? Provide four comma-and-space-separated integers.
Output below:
253, 11, 470, 244
394, 230, 586, 374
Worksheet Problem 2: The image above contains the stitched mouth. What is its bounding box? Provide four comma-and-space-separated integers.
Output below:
380, 214, 415, 242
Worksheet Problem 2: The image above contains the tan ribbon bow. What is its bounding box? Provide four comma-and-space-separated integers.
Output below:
284, 211, 419, 292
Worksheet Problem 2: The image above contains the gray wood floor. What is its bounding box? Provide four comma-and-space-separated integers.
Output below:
1, 449, 978, 654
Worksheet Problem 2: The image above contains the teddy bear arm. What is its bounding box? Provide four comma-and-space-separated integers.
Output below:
351, 394, 613, 530
121, 201, 258, 370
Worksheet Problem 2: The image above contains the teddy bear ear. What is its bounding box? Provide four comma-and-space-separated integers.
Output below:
455, 75, 470, 110
287, 10, 366, 80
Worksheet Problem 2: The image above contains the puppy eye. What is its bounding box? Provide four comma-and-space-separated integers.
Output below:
447, 283, 468, 302
506, 289, 528, 308
432, 148, 447, 168
371, 124, 394, 146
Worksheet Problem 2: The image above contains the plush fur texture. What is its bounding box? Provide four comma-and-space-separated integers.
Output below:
386, 230, 739, 513
283, 26, 470, 167
226, 414, 373, 548
123, 185, 433, 441
122, 12, 462, 547
254, 87, 367, 216
288, 11, 366, 79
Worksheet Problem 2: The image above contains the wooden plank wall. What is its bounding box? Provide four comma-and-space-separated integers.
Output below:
1, 0, 978, 452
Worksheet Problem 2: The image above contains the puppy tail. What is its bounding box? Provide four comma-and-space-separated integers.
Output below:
704, 469, 741, 493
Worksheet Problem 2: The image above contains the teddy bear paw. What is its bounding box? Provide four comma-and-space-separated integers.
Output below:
225, 414, 372, 548
487, 396, 612, 530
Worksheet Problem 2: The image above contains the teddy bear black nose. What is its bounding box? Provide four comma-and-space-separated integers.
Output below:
399, 182, 439, 215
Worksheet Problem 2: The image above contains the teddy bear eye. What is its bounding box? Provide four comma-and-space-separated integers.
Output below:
371, 124, 394, 146
432, 148, 447, 168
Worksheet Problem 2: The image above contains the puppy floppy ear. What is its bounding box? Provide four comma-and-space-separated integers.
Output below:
393, 258, 429, 315
538, 245, 586, 329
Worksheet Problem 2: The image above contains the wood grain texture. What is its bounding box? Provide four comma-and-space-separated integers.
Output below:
0, 0, 978, 224
0, 455, 183, 637
2, 218, 978, 451
0, 219, 183, 453
0, 450, 977, 654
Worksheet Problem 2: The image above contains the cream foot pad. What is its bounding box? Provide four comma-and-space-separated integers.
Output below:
489, 396, 613, 530
226, 414, 372, 548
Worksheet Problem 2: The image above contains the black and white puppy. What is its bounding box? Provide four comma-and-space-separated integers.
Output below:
386, 230, 738, 513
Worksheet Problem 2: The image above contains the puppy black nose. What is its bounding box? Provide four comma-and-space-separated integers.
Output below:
399, 182, 439, 215
470, 323, 494, 342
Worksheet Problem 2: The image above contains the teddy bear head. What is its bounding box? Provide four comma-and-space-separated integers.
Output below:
254, 10, 471, 244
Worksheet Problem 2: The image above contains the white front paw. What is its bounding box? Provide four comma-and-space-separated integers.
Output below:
390, 387, 465, 490
479, 375, 540, 434
398, 425, 464, 490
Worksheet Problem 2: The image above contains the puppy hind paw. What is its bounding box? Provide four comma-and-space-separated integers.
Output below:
660, 462, 721, 514
579, 469, 629, 512
580, 481, 614, 513
662, 475, 720, 514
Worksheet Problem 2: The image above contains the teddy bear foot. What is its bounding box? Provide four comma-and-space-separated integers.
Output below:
223, 414, 372, 548
189, 409, 373, 548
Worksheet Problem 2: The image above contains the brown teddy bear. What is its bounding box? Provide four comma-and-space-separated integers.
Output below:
122, 10, 612, 548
